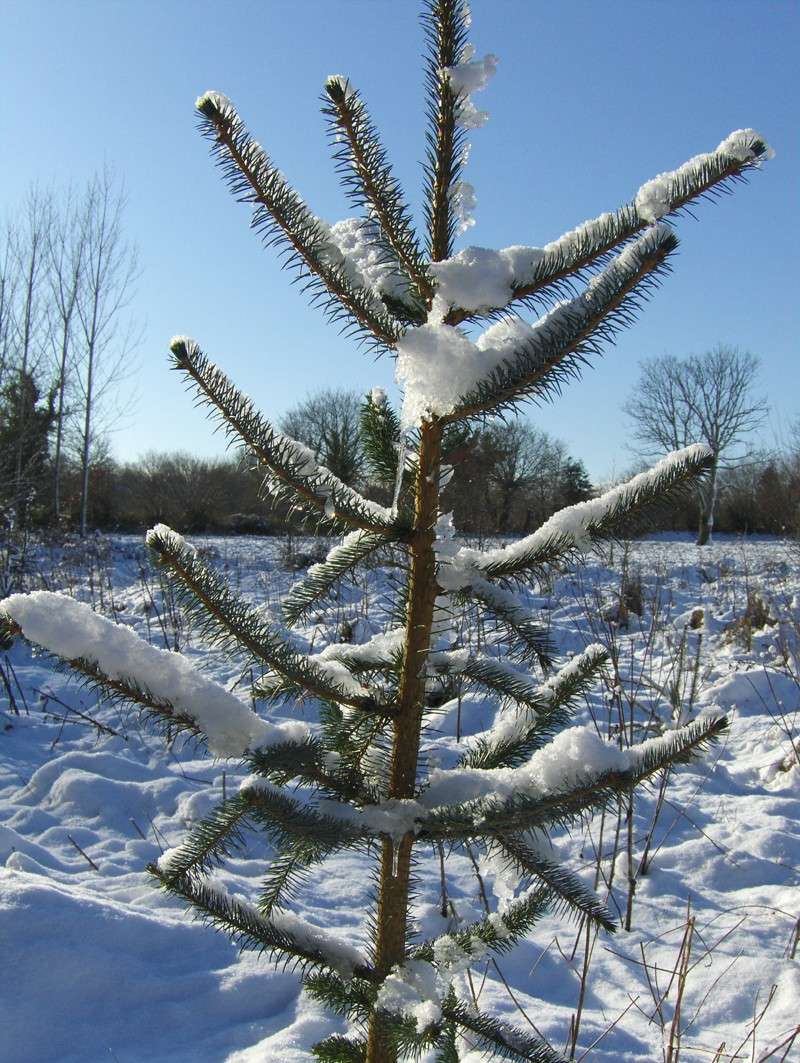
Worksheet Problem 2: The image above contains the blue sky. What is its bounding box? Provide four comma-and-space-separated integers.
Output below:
3, 0, 797, 480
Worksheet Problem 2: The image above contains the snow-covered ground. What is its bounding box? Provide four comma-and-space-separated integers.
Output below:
1, 533, 798, 1062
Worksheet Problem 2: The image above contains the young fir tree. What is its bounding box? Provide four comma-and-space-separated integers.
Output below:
0, 4, 772, 1060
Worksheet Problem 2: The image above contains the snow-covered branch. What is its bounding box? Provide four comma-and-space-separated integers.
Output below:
443, 444, 712, 582
170, 337, 402, 536
0, 590, 308, 757
146, 523, 385, 716
195, 91, 403, 347
395, 224, 678, 427
282, 529, 389, 625
438, 127, 772, 322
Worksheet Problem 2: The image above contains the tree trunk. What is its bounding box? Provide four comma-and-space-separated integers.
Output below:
79, 341, 95, 537
52, 330, 70, 523
696, 458, 718, 546
365, 422, 442, 1063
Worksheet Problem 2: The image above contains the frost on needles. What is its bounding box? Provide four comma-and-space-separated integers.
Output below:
0, 2, 771, 1062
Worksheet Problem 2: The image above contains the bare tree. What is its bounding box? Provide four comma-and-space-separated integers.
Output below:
7, 191, 54, 528
46, 190, 85, 522
280, 387, 363, 485
443, 420, 591, 535
484, 421, 563, 532
623, 345, 768, 544
73, 170, 138, 536
0, 231, 18, 394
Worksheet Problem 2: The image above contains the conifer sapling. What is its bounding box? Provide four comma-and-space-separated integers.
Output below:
0, 2, 772, 1060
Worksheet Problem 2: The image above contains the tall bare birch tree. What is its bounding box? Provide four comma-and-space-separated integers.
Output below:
7, 191, 53, 528
46, 191, 85, 523
74, 170, 138, 536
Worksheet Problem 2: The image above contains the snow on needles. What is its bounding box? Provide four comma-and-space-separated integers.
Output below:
428, 129, 772, 314
421, 725, 629, 808
396, 227, 673, 428
443, 50, 498, 129
375, 959, 445, 1029
269, 907, 367, 979
417, 720, 726, 817
321, 217, 411, 305
442, 444, 713, 582
635, 129, 773, 223
395, 295, 498, 428
0, 591, 308, 758
151, 866, 367, 979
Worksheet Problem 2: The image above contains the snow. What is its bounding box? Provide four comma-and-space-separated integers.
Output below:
419, 724, 631, 809
450, 178, 477, 234
319, 625, 403, 670
323, 74, 354, 99
395, 286, 571, 427
0, 591, 307, 758
1, 532, 798, 1060
375, 958, 444, 1028
428, 129, 772, 316
308, 656, 370, 702
635, 128, 773, 223
319, 795, 426, 842
301, 529, 373, 588
443, 51, 498, 129
255, 417, 395, 526
542, 642, 606, 697
433, 932, 474, 973
395, 296, 494, 427
429, 217, 671, 345
419, 717, 731, 814
194, 96, 410, 324
321, 217, 409, 303
268, 907, 366, 979
195, 90, 234, 114
429, 246, 517, 312
482, 644, 606, 749
444, 51, 498, 96
146, 522, 198, 557
173, 338, 396, 529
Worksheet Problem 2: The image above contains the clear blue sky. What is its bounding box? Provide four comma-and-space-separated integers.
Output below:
3, 0, 797, 481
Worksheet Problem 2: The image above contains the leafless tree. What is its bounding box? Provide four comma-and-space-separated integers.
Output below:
0, 233, 18, 394
6, 191, 54, 527
484, 421, 565, 533
443, 420, 590, 535
46, 190, 85, 522
623, 345, 768, 544
280, 387, 363, 486
73, 170, 138, 536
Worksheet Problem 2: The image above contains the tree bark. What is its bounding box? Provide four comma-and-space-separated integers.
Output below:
13, 236, 40, 530
78, 339, 94, 537
365, 421, 442, 1063
696, 457, 718, 546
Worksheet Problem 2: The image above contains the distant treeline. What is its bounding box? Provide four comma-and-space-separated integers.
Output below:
9, 435, 800, 539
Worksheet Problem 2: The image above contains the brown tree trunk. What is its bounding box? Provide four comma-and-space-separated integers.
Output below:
365, 422, 442, 1063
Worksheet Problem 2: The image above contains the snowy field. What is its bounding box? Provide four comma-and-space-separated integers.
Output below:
1, 532, 798, 1063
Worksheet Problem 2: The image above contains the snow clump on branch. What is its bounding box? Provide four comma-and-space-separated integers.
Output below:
443, 48, 498, 129
396, 226, 675, 428
375, 958, 445, 1029
321, 217, 411, 304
